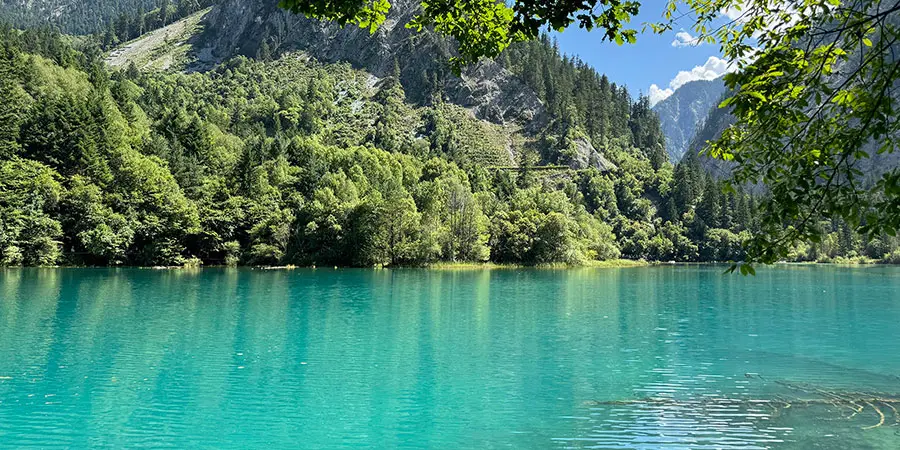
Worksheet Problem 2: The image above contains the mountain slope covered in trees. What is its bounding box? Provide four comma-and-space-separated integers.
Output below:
0, 0, 195, 34
0, 1, 897, 267
196, 0, 545, 124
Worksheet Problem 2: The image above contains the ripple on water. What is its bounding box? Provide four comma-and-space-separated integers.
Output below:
554, 399, 789, 449
1, 267, 900, 448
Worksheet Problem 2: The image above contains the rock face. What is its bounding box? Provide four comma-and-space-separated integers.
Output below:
686, 102, 737, 179
653, 79, 726, 162
683, 77, 900, 181
568, 137, 617, 172
197, 0, 545, 128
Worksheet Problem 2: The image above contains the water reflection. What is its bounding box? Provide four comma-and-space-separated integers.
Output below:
0, 267, 898, 448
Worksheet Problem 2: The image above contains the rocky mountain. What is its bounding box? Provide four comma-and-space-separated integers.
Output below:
115, 0, 620, 171
195, 0, 545, 129
684, 87, 900, 182
684, 100, 736, 179
652, 78, 726, 162
4, 0, 648, 174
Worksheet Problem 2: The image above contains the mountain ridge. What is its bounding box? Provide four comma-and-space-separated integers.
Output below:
653, 78, 726, 162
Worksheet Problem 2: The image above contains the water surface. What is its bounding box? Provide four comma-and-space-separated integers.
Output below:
1, 266, 899, 448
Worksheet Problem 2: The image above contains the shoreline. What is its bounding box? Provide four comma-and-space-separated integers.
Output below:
3, 259, 898, 270
0, 260, 651, 270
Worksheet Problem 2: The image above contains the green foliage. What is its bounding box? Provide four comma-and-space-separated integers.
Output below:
279, 0, 390, 32
0, 25, 894, 268
271, 0, 900, 269
109, 148, 201, 265
420, 103, 510, 166
659, 0, 900, 265
0, 0, 215, 49
64, 176, 134, 264
0, 158, 63, 265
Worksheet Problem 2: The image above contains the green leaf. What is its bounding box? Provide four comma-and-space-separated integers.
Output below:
744, 91, 766, 102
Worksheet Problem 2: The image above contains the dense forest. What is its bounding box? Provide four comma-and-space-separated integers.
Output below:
0, 22, 898, 267
0, 0, 207, 36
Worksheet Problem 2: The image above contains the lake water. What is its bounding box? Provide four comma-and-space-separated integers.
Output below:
1, 266, 899, 448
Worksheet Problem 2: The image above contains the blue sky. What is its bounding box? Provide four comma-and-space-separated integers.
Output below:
552, 3, 728, 106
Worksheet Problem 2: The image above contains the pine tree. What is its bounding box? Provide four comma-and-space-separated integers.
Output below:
257, 41, 272, 61
137, 6, 147, 36
672, 151, 703, 215
125, 62, 141, 79
696, 176, 723, 230
629, 95, 668, 169
159, 0, 171, 26
372, 62, 406, 152
734, 192, 751, 232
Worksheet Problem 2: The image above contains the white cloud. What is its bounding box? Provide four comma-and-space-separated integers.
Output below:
671, 31, 701, 48
670, 56, 730, 90
722, 2, 804, 33
649, 84, 675, 105
648, 56, 732, 106
722, 4, 747, 22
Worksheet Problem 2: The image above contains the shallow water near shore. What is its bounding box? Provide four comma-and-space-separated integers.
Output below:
1, 266, 899, 448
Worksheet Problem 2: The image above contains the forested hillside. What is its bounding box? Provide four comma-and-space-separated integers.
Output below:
0, 0, 171, 34
0, 7, 897, 266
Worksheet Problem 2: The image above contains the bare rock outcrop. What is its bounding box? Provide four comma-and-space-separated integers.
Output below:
567, 137, 617, 172
196, 0, 546, 128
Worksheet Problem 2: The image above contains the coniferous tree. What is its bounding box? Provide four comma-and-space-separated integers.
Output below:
696, 176, 723, 231
159, 0, 171, 26
0, 63, 24, 158
372, 61, 405, 153
257, 41, 273, 62
629, 95, 668, 170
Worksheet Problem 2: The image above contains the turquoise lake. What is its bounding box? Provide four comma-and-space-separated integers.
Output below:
1, 266, 900, 448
